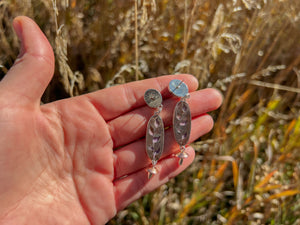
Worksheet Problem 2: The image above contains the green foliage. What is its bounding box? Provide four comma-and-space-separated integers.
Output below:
1, 0, 300, 224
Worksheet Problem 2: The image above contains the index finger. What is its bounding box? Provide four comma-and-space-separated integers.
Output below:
81, 74, 199, 121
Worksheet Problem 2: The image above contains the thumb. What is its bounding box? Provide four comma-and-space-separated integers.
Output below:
0, 16, 55, 105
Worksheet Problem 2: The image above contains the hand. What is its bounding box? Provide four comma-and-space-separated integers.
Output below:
0, 16, 222, 225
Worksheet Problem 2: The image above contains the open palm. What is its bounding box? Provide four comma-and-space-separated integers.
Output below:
0, 17, 222, 225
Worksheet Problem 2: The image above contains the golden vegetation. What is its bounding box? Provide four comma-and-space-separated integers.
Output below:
1, 0, 300, 224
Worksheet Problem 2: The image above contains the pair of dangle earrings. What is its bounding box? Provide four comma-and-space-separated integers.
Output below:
144, 79, 191, 179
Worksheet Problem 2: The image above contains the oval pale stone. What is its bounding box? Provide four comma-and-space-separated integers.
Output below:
146, 115, 164, 163
173, 101, 191, 146
168, 79, 189, 97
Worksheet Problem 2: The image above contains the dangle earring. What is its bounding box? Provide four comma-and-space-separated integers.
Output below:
169, 80, 191, 165
144, 89, 164, 179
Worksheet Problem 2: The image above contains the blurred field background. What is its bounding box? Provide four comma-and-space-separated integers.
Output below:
1, 0, 300, 224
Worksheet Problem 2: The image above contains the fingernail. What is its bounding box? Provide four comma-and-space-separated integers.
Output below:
13, 17, 25, 57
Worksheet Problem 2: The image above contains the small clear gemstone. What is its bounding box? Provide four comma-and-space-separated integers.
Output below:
177, 151, 189, 159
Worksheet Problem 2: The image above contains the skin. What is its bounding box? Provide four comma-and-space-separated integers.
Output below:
0, 16, 223, 225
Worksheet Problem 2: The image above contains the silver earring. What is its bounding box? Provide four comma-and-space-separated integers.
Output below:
169, 80, 191, 165
144, 89, 164, 179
